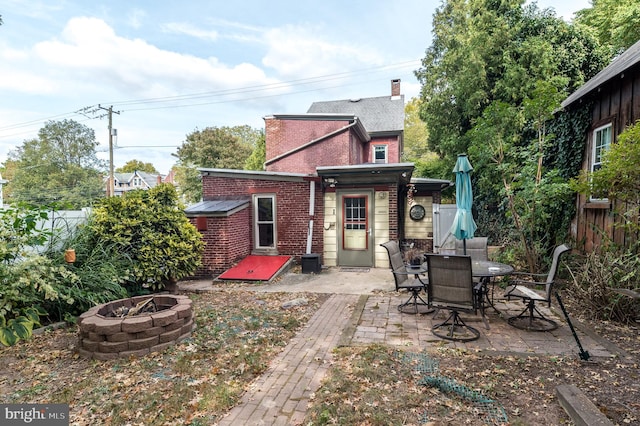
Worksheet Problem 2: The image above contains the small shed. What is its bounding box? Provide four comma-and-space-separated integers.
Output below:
185, 197, 251, 277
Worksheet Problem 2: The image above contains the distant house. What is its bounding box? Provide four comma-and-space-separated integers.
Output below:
186, 80, 452, 277
561, 39, 640, 251
0, 173, 7, 209
107, 170, 173, 197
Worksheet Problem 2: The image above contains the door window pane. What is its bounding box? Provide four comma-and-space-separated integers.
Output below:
344, 197, 366, 230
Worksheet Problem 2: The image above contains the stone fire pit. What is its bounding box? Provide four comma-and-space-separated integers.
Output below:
77, 295, 194, 360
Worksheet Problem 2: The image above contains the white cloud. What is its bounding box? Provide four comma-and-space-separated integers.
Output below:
127, 8, 146, 29
261, 24, 383, 78
17, 17, 280, 98
161, 22, 218, 42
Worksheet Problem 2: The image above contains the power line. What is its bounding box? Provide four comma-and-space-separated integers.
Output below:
102, 60, 419, 108
0, 60, 420, 134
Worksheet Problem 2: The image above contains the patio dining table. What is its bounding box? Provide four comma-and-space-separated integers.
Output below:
471, 260, 514, 327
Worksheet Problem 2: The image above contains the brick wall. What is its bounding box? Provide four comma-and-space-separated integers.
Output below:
363, 135, 402, 163
266, 132, 353, 173
199, 175, 324, 274
387, 183, 399, 242
190, 209, 252, 277
265, 117, 369, 173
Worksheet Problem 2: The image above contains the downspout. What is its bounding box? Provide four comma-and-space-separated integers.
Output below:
306, 180, 315, 254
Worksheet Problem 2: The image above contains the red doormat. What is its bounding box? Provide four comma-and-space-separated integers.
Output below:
218, 255, 291, 281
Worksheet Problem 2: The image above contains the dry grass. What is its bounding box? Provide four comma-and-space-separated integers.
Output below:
0, 290, 327, 425
1, 286, 639, 425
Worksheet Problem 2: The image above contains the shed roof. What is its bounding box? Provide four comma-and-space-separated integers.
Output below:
184, 197, 250, 217
410, 177, 454, 191
307, 95, 405, 133
562, 39, 640, 108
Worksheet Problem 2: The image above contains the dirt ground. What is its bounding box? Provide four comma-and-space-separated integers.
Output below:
1, 289, 639, 425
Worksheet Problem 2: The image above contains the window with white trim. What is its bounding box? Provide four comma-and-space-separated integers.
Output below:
592, 124, 612, 172
590, 123, 612, 201
373, 145, 388, 164
254, 194, 276, 249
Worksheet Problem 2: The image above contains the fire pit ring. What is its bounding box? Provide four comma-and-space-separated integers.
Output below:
77, 295, 194, 360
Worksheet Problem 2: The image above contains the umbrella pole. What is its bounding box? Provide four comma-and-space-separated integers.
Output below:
463, 238, 467, 255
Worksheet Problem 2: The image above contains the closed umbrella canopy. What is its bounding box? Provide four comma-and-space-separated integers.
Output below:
450, 154, 477, 250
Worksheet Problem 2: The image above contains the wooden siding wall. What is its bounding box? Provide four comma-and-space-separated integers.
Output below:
373, 189, 391, 268
404, 196, 434, 253
322, 184, 398, 268
574, 63, 640, 251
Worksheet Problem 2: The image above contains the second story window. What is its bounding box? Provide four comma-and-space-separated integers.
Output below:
374, 145, 388, 164
133, 178, 141, 187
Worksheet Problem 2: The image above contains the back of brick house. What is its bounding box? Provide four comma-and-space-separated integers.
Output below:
186, 80, 451, 278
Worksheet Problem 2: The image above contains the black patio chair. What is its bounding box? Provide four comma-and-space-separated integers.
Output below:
504, 244, 571, 331
381, 241, 430, 314
426, 254, 480, 342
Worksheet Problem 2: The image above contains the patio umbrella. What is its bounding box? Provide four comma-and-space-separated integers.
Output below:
450, 153, 477, 254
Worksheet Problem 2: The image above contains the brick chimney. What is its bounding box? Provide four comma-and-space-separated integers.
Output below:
391, 79, 401, 97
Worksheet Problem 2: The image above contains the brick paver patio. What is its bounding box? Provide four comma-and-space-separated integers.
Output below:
213, 288, 620, 425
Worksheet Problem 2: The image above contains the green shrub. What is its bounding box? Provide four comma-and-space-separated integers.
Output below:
0, 205, 66, 345
89, 184, 204, 291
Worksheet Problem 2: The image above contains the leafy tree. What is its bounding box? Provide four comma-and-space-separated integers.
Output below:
0, 159, 17, 201
173, 125, 256, 203
244, 132, 266, 171
7, 119, 106, 208
575, 0, 640, 56
414, 0, 607, 269
416, 1, 604, 167
116, 159, 159, 174
402, 98, 435, 166
89, 183, 204, 291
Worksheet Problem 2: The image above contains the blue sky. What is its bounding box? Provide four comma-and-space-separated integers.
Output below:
1, 0, 591, 174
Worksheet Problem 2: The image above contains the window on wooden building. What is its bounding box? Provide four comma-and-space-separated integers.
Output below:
592, 124, 612, 173
590, 123, 612, 201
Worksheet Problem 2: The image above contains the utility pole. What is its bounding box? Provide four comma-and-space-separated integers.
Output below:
98, 105, 120, 197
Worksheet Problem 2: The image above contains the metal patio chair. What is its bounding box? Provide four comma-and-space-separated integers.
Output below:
504, 244, 571, 331
381, 241, 430, 314
426, 254, 480, 342
455, 236, 489, 261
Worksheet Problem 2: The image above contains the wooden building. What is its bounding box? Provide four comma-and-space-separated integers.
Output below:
561, 40, 640, 251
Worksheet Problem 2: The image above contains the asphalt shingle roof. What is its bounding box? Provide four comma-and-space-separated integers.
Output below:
307, 95, 405, 133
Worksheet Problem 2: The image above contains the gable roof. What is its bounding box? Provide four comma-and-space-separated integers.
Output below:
113, 170, 162, 188
307, 95, 405, 134
562, 39, 640, 109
